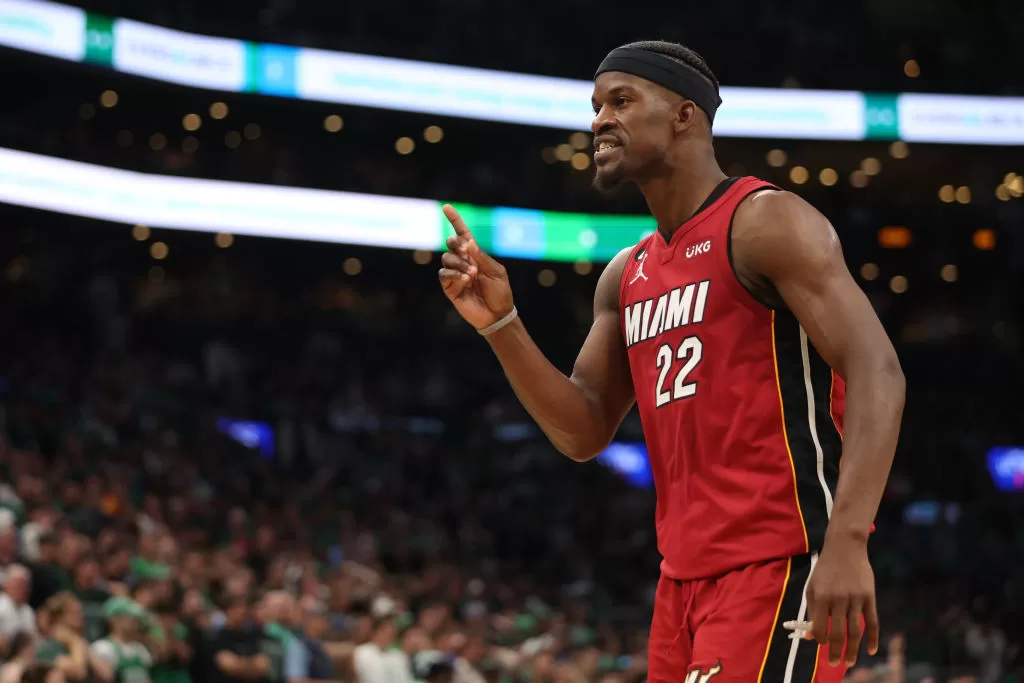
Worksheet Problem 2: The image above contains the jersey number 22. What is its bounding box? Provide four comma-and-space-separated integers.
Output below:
655, 336, 703, 407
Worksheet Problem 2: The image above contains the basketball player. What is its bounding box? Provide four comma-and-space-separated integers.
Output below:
438, 41, 905, 683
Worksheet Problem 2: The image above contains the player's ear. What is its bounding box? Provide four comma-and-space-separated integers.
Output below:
673, 99, 698, 134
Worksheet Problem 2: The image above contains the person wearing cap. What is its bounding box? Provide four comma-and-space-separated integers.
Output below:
89, 597, 154, 683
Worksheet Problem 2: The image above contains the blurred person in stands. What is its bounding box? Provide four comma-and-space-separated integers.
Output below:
527, 651, 557, 683
295, 605, 334, 682
90, 598, 154, 683
440, 38, 904, 683
0, 564, 37, 643
352, 616, 411, 682
0, 510, 19, 585
417, 602, 451, 640
102, 548, 133, 586
204, 595, 267, 683
26, 533, 63, 610
555, 663, 587, 683
71, 555, 112, 642
54, 534, 83, 590
257, 590, 311, 683
397, 626, 432, 676
34, 593, 95, 682
435, 629, 485, 683
20, 508, 58, 566
413, 651, 456, 683
21, 662, 66, 683
1, 632, 39, 683
150, 601, 192, 683
965, 619, 1005, 683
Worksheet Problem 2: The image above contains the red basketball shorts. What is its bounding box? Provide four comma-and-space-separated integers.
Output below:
648, 554, 848, 683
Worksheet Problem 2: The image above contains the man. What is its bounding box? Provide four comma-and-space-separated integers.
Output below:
70, 555, 111, 643
90, 597, 154, 683
296, 607, 334, 682
438, 40, 905, 683
257, 591, 313, 683
0, 564, 37, 641
203, 595, 267, 683
352, 616, 412, 683
27, 533, 65, 610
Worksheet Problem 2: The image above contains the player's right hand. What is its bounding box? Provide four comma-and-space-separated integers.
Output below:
439, 204, 515, 331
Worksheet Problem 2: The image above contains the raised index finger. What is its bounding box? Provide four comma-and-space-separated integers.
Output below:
442, 204, 504, 276
443, 204, 471, 237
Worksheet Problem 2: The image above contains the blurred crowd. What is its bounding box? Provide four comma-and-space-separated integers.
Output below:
0, 0, 1022, 679
0, 222, 1020, 683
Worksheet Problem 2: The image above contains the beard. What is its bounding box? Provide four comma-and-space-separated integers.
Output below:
592, 163, 628, 194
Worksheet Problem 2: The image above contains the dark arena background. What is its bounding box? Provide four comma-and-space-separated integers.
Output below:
1, 1, 1023, 682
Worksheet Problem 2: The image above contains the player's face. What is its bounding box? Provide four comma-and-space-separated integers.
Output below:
591, 72, 677, 193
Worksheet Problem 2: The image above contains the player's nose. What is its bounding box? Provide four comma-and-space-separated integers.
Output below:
591, 107, 615, 134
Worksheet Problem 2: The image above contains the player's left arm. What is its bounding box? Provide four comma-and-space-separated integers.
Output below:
733, 190, 905, 666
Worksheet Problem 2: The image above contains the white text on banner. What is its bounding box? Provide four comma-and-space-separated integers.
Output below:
715, 88, 866, 140
898, 94, 1024, 145
0, 0, 84, 60
0, 147, 441, 249
296, 48, 595, 129
112, 18, 247, 91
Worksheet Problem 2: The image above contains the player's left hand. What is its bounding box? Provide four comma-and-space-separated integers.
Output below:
802, 534, 880, 668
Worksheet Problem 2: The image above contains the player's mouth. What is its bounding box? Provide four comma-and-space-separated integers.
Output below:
593, 137, 623, 165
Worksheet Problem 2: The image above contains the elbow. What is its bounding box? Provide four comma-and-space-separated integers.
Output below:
882, 352, 906, 403
553, 434, 609, 463
559, 445, 598, 463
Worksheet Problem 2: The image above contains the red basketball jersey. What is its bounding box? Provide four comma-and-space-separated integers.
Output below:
618, 176, 846, 581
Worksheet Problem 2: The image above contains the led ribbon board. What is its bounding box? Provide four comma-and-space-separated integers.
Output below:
1, 0, 1022, 143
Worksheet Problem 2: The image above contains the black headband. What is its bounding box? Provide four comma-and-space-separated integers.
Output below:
594, 47, 723, 125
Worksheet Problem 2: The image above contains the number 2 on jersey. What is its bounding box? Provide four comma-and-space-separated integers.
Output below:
655, 336, 703, 407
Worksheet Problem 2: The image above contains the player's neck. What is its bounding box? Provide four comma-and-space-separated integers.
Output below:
639, 154, 726, 236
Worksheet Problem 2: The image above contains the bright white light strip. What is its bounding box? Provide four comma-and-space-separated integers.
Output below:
112, 19, 248, 91
713, 88, 866, 140
0, 147, 441, 248
1, 0, 1023, 144
296, 49, 597, 130
0, 0, 84, 59
898, 94, 1024, 145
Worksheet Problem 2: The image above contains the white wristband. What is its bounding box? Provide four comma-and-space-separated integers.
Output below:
477, 306, 518, 336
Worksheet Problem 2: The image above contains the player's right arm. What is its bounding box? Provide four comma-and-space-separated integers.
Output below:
438, 205, 636, 462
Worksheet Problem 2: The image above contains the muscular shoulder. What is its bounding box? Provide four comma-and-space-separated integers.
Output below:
731, 189, 841, 302
593, 244, 639, 315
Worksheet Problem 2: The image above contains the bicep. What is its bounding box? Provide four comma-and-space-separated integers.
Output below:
740, 193, 896, 377
773, 246, 890, 378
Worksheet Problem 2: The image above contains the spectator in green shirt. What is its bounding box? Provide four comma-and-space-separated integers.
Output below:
90, 598, 153, 683
150, 604, 191, 683
70, 556, 111, 643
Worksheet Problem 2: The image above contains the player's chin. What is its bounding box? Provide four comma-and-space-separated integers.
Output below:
592, 165, 627, 194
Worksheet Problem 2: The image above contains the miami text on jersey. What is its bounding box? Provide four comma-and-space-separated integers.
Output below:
623, 280, 710, 349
